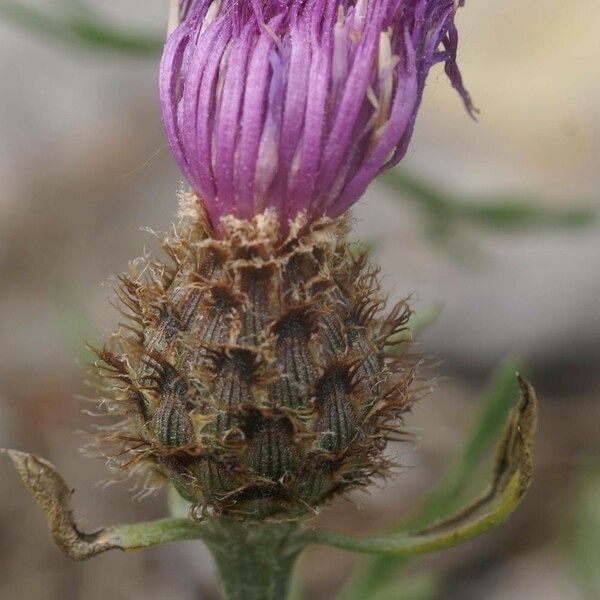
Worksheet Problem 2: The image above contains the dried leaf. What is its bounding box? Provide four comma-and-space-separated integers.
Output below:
3, 450, 208, 558
2, 450, 121, 560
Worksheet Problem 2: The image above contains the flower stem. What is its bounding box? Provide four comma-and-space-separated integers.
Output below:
201, 518, 309, 600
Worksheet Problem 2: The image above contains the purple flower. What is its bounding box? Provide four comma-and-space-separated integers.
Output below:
160, 0, 474, 232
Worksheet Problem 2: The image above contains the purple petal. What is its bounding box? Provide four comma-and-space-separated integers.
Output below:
160, 0, 474, 234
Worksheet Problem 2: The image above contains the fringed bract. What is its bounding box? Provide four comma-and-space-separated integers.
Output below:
90, 194, 416, 520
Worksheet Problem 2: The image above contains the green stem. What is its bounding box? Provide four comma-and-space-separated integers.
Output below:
114, 518, 205, 549
201, 519, 308, 600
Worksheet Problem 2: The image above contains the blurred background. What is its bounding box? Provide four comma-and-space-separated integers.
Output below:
0, 1, 598, 599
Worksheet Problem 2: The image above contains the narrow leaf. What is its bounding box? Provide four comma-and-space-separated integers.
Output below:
309, 377, 537, 556
382, 170, 595, 236
565, 464, 600, 598
0, 1, 162, 55
347, 359, 523, 598
414, 359, 523, 527
366, 574, 439, 600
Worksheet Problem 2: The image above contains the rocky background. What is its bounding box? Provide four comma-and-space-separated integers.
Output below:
0, 1, 598, 598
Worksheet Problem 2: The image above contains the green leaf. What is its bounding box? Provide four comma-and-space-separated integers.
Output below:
0, 1, 163, 55
408, 305, 442, 338
414, 358, 523, 527
383, 171, 452, 219
342, 361, 527, 598
381, 170, 596, 250
0, 1, 67, 41
308, 377, 537, 557
51, 279, 96, 363
565, 463, 600, 598
366, 574, 439, 600
461, 197, 595, 230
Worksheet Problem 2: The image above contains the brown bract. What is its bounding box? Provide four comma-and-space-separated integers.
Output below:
89, 194, 418, 520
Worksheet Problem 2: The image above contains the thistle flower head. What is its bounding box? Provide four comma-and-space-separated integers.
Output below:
160, 0, 473, 231
85, 0, 472, 522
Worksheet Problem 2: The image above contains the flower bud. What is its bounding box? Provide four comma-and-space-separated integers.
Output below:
160, 0, 473, 230
92, 199, 416, 519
